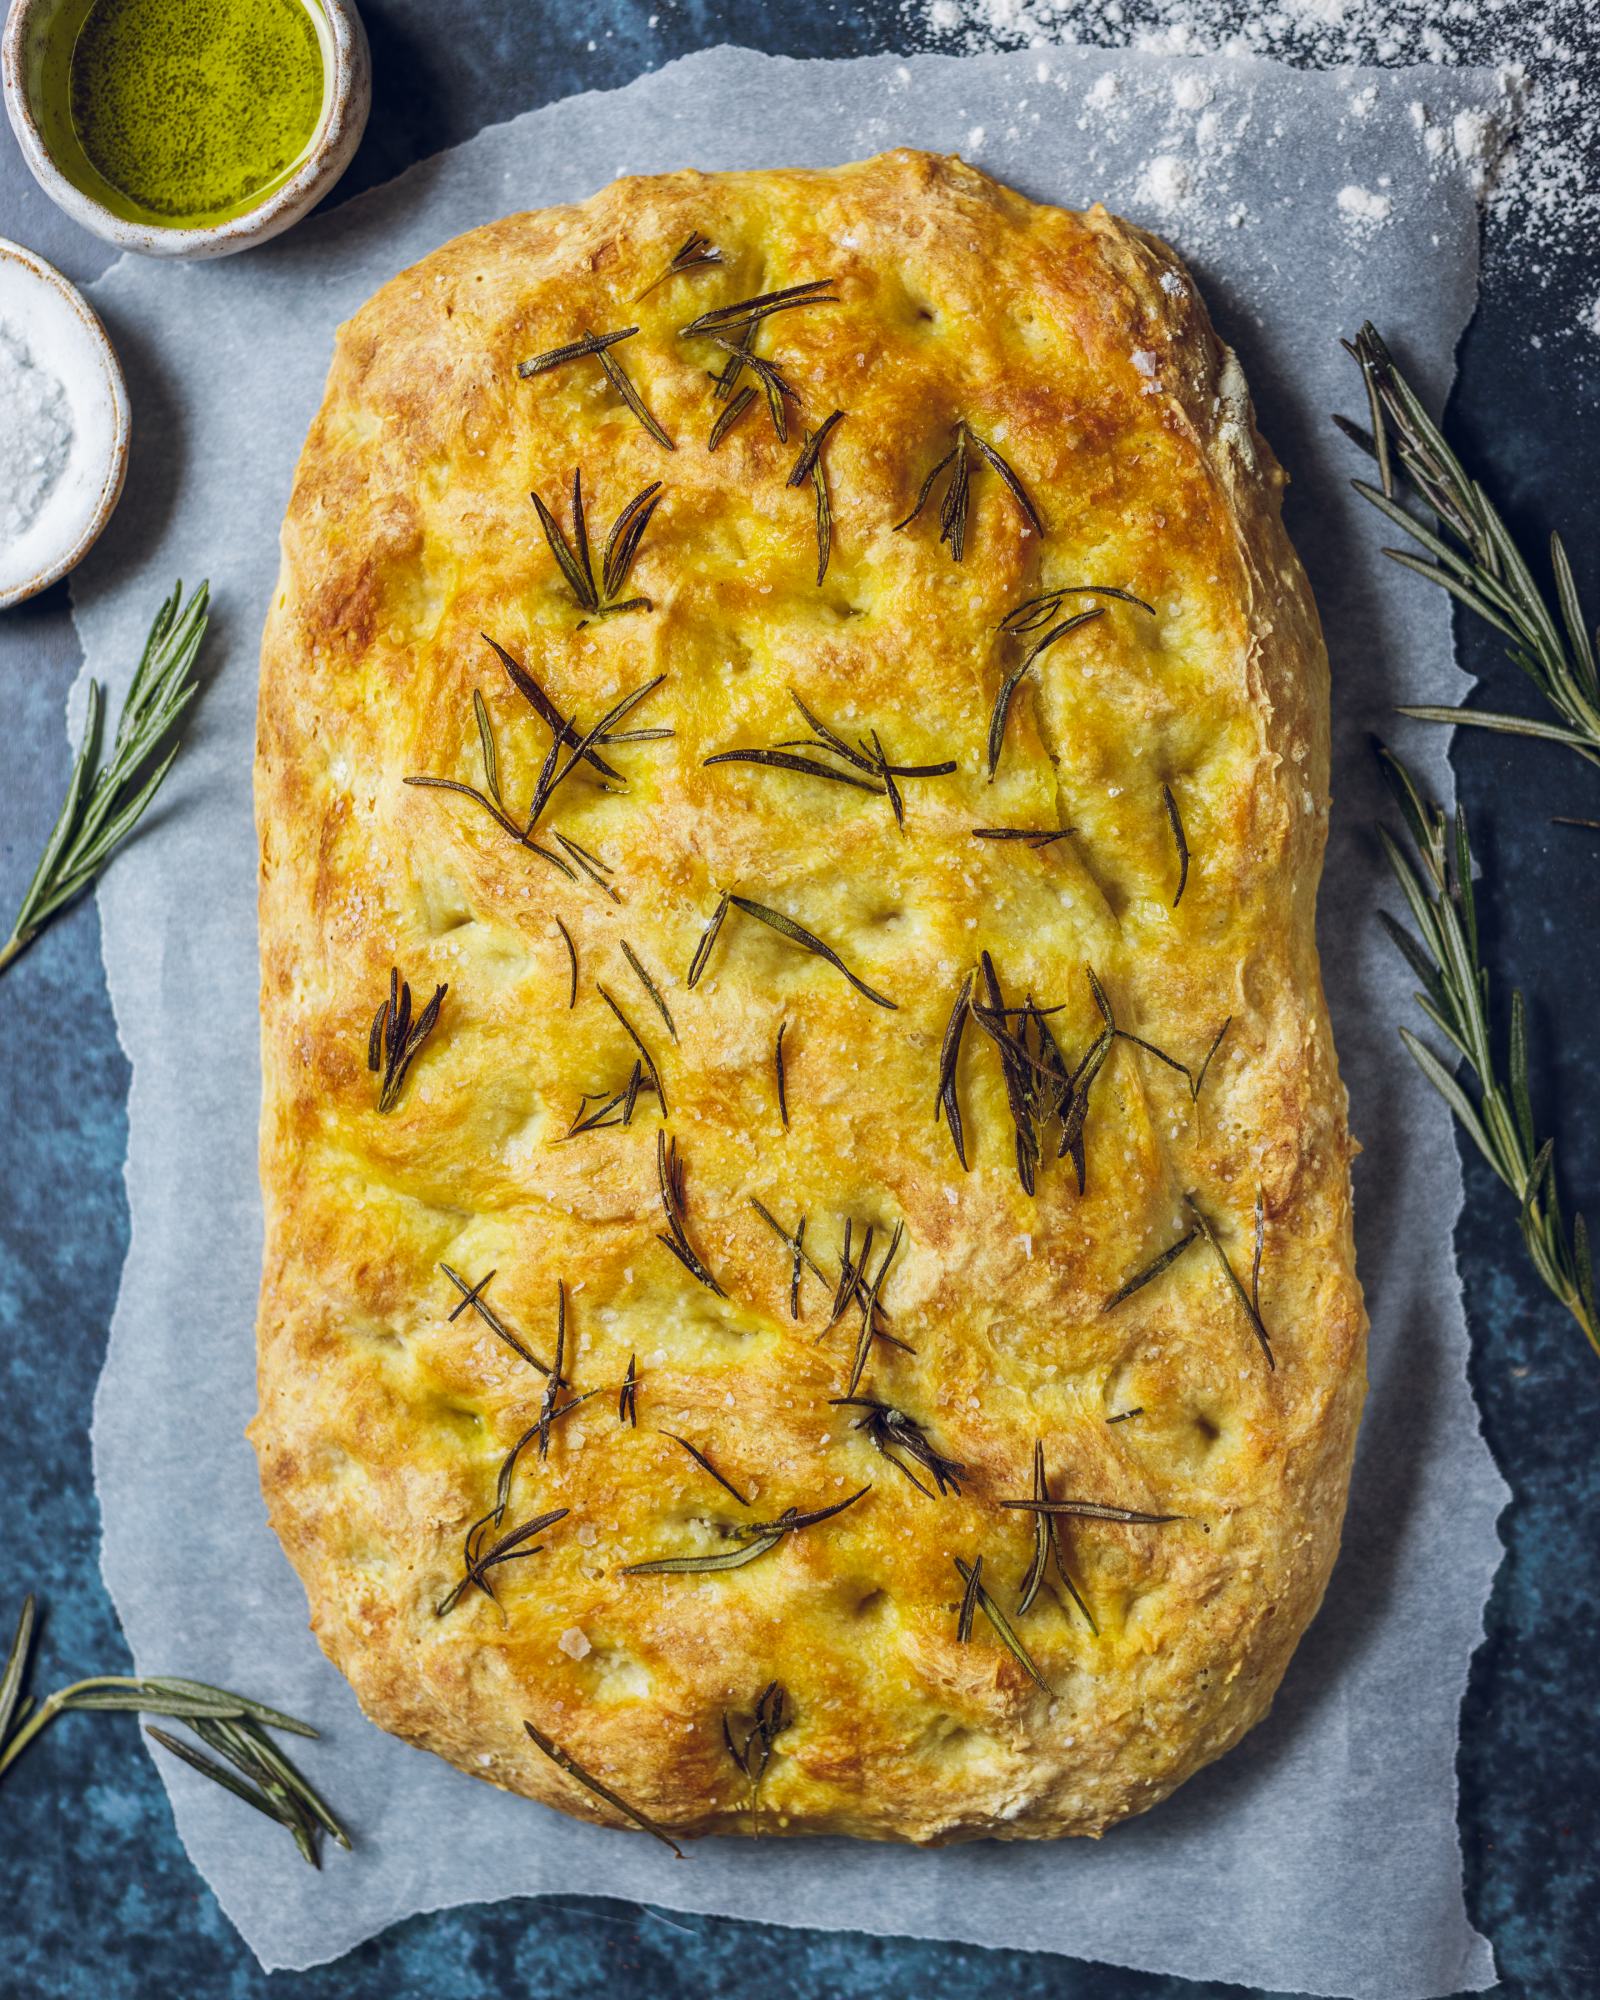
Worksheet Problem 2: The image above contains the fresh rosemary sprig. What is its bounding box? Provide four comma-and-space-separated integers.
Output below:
893, 421, 1042, 562
987, 609, 1103, 779
951, 1557, 1054, 1694
655, 1131, 725, 1295
517, 325, 674, 450
722, 1679, 789, 1829
635, 229, 723, 302
1337, 323, 1600, 770
828, 1397, 964, 1498
1377, 744, 1597, 1356
523, 1718, 685, 1858
1, 581, 208, 979
367, 967, 447, 1113
532, 471, 665, 621
705, 690, 956, 824
622, 1486, 869, 1578
787, 410, 843, 584
964, 954, 1112, 1194
0, 1594, 347, 1865
686, 891, 897, 1009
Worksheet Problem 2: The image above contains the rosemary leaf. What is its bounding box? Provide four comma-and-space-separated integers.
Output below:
895, 422, 1041, 562
708, 385, 758, 451
556, 918, 578, 1008
724, 894, 898, 1010
634, 230, 723, 302
655, 1131, 725, 1296
593, 336, 675, 450
1000, 584, 1154, 631
2, 581, 208, 979
935, 972, 973, 1170
621, 940, 677, 1041
620, 1353, 639, 1426
441, 1263, 552, 1373
523, 1719, 685, 1858
1102, 1227, 1200, 1311
1185, 1195, 1276, 1369
686, 891, 731, 988
623, 1487, 869, 1578
788, 410, 843, 585
775, 1020, 790, 1127
660, 1431, 750, 1506
519, 325, 640, 377
999, 1499, 1181, 1525
1162, 782, 1190, 906
987, 610, 1103, 780
952, 1557, 1054, 1694
596, 982, 669, 1115
680, 279, 836, 338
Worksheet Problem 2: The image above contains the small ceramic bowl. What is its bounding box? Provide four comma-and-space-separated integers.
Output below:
2, 0, 370, 260
0, 237, 128, 609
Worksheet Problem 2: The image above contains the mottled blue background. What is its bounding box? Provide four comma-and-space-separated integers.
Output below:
2, 4, 1598, 1996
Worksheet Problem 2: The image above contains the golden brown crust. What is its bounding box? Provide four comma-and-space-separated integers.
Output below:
251, 151, 1366, 1845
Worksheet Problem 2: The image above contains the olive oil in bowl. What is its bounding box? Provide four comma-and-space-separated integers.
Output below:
39, 0, 330, 230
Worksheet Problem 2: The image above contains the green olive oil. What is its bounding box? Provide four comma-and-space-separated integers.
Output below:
41, 0, 328, 229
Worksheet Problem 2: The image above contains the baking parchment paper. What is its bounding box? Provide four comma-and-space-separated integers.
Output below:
70, 43, 1510, 1996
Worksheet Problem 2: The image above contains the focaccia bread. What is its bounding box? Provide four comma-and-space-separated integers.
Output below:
251, 150, 1367, 1846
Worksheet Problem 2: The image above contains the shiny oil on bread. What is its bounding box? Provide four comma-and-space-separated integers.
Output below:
251, 150, 1367, 1845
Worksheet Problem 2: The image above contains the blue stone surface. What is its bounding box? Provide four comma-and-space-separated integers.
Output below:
1, 5, 1597, 1996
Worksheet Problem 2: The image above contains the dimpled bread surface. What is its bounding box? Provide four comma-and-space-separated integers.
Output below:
251, 150, 1367, 1845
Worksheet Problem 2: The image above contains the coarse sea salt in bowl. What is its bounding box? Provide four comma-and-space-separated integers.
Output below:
0, 237, 128, 609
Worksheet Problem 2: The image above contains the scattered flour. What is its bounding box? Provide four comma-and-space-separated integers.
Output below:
0, 320, 74, 546
1337, 182, 1395, 226
904, 0, 1597, 335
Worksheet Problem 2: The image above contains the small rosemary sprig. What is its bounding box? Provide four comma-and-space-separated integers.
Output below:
987, 609, 1103, 779
722, 1679, 790, 1829
517, 325, 674, 450
655, 1131, 725, 1295
0, 1594, 347, 1866
596, 981, 669, 1116
1016, 1441, 1097, 1633
523, 1718, 685, 1858
532, 472, 665, 621
1377, 744, 1597, 1356
1337, 324, 1600, 769
483, 633, 673, 773
441, 1263, 553, 1373
1, 581, 208, 979
787, 410, 843, 584
682, 279, 836, 445
436, 1507, 570, 1619
686, 891, 897, 1009
893, 421, 1042, 562
622, 1486, 869, 1577
828, 1397, 964, 1497
951, 1557, 1053, 1695
635, 229, 723, 302
965, 955, 1113, 1194
999, 584, 1155, 632
367, 967, 447, 1113
705, 690, 956, 825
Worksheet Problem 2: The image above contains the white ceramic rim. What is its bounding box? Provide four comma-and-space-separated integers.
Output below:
0, 234, 130, 610
0, 0, 365, 256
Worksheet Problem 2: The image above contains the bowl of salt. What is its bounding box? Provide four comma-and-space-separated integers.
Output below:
0, 238, 129, 609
